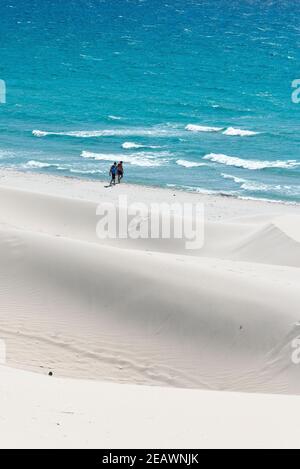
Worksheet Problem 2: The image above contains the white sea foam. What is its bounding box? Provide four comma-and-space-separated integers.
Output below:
24, 160, 60, 169
32, 130, 49, 137
26, 160, 50, 168
167, 182, 299, 202
237, 195, 299, 205
204, 153, 300, 170
0, 150, 19, 158
32, 127, 181, 138
33, 129, 112, 138
241, 181, 273, 192
185, 124, 259, 137
81, 151, 167, 167
185, 124, 223, 133
221, 173, 300, 196
166, 183, 235, 196
33, 126, 259, 139
240, 181, 300, 196
24, 160, 105, 175
69, 169, 104, 175
121, 141, 161, 150
221, 173, 247, 183
176, 159, 207, 168
222, 127, 259, 137
122, 142, 143, 149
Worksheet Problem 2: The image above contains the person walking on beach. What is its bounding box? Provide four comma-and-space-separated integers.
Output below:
109, 162, 117, 186
117, 161, 124, 183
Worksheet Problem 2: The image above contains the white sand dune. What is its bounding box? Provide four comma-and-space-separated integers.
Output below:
230, 217, 300, 266
0, 185, 299, 266
1, 365, 300, 449
0, 173, 299, 396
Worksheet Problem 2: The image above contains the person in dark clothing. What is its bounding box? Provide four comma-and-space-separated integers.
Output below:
109, 162, 117, 186
117, 161, 124, 183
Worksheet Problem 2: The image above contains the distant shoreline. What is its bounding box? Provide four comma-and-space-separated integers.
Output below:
1, 167, 299, 209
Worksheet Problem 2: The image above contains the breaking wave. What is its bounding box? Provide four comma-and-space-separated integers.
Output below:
185, 124, 223, 133
121, 141, 161, 150
222, 127, 259, 137
203, 153, 300, 170
176, 159, 207, 168
221, 173, 247, 183
81, 151, 169, 167
23, 160, 104, 176
185, 124, 259, 136
24, 160, 64, 170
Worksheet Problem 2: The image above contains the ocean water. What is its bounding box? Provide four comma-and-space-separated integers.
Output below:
1, 0, 300, 202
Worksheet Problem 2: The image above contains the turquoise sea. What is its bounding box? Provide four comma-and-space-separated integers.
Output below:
1, 0, 300, 202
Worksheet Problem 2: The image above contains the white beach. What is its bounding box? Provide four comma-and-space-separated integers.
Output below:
0, 168, 299, 448
2, 365, 300, 449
